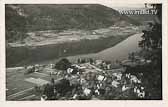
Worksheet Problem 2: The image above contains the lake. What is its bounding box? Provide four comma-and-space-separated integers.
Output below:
67, 33, 143, 62
6, 33, 143, 67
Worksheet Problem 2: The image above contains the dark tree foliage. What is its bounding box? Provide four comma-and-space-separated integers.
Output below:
54, 79, 71, 95
138, 4, 162, 67
136, 4, 162, 99
51, 78, 55, 84
43, 79, 72, 100
55, 58, 71, 70
43, 84, 55, 100
5, 5, 28, 42
124, 4, 162, 100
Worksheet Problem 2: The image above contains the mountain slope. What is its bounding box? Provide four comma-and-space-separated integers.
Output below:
5, 4, 140, 42
6, 4, 140, 30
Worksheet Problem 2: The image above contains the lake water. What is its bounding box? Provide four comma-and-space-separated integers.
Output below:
67, 33, 143, 62
6, 33, 143, 67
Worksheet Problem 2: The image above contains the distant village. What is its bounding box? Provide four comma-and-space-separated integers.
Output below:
21, 52, 151, 100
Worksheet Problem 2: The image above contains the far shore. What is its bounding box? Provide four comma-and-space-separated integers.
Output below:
6, 32, 141, 68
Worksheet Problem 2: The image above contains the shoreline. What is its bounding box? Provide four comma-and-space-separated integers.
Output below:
6, 33, 140, 68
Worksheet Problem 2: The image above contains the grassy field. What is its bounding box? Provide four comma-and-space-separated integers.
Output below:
6, 67, 59, 100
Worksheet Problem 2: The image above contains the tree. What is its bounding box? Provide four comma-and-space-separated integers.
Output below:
5, 5, 28, 42
125, 4, 162, 100
55, 58, 71, 70
138, 4, 162, 67
51, 78, 55, 84
128, 52, 135, 62
89, 58, 94, 64
43, 83, 54, 100
137, 4, 162, 99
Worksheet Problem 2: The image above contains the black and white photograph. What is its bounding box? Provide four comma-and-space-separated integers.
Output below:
3, 2, 164, 101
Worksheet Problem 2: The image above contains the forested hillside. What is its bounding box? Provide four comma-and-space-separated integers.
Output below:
5, 4, 140, 42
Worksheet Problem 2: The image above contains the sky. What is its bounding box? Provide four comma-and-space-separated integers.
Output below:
102, 3, 150, 10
